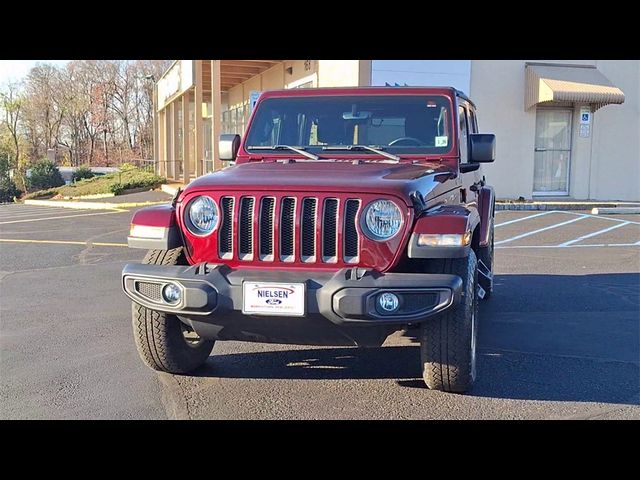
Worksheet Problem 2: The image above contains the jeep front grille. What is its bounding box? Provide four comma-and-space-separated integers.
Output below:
218, 194, 361, 265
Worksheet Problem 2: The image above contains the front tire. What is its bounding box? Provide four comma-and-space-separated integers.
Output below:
420, 250, 479, 393
132, 248, 215, 374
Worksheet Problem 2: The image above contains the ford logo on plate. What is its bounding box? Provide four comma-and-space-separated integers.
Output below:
266, 298, 282, 305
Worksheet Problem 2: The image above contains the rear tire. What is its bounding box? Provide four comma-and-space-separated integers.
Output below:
420, 250, 479, 393
131, 248, 215, 374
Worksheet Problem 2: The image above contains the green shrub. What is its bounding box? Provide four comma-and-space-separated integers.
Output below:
119, 162, 138, 171
0, 177, 22, 203
110, 183, 125, 195
28, 160, 65, 190
58, 167, 165, 197
25, 167, 165, 199
72, 166, 95, 182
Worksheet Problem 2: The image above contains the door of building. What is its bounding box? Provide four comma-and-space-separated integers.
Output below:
533, 109, 572, 195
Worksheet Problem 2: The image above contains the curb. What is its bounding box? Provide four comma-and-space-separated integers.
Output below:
24, 199, 170, 210
592, 207, 640, 215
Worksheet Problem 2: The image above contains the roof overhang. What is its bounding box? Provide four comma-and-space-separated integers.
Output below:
202, 60, 282, 94
525, 63, 625, 111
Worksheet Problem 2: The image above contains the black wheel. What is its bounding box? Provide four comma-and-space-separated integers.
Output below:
131, 248, 215, 374
420, 250, 479, 393
477, 216, 494, 300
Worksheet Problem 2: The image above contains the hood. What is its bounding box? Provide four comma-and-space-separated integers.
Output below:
185, 160, 456, 206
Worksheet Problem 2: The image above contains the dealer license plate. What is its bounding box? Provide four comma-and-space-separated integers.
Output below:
242, 282, 306, 317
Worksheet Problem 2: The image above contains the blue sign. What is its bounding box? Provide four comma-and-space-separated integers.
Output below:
249, 91, 261, 113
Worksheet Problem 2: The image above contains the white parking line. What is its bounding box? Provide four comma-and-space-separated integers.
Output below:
0, 207, 64, 214
559, 210, 640, 225
495, 215, 589, 245
0, 210, 124, 225
0, 210, 90, 220
496, 243, 640, 249
495, 211, 555, 228
557, 222, 631, 247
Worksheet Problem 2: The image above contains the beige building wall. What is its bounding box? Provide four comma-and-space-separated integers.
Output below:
470, 60, 639, 201
589, 61, 640, 201
227, 60, 322, 111
318, 60, 370, 87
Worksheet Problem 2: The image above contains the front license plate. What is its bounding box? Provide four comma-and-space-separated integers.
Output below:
242, 282, 306, 317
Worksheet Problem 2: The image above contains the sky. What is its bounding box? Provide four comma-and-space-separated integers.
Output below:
0, 60, 69, 85
370, 60, 471, 93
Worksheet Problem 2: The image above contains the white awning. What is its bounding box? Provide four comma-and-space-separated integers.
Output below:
525, 64, 625, 111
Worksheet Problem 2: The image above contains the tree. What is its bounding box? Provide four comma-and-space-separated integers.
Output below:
3, 59, 174, 169
0, 82, 22, 171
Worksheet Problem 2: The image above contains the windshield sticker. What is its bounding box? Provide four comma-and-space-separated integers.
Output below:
435, 136, 448, 147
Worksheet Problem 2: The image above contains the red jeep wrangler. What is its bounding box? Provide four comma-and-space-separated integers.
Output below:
122, 87, 495, 393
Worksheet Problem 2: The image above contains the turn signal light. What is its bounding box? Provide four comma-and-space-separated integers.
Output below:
417, 232, 472, 247
129, 224, 166, 239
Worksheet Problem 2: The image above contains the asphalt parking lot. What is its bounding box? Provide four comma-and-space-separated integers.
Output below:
0, 203, 638, 419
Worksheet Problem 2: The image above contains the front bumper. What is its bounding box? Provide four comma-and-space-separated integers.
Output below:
122, 263, 462, 326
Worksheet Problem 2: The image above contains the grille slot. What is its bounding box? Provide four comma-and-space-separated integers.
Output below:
280, 197, 296, 261
301, 198, 317, 262
219, 197, 234, 259
238, 197, 255, 260
344, 199, 360, 262
322, 199, 338, 262
259, 197, 275, 260
135, 281, 162, 302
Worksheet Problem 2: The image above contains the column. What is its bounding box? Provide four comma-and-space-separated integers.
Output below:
194, 60, 203, 178
210, 60, 223, 171
182, 91, 191, 185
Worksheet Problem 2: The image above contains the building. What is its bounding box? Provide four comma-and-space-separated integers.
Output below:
153, 60, 639, 201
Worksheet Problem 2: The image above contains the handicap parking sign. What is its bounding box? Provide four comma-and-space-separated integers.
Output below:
580, 107, 591, 125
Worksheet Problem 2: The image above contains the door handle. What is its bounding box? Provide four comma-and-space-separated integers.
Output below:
534, 148, 547, 152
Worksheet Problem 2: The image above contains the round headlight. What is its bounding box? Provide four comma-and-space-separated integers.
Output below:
362, 199, 403, 241
186, 196, 219, 236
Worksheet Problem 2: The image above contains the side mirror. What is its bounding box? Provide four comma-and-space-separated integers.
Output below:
469, 133, 496, 163
219, 134, 241, 161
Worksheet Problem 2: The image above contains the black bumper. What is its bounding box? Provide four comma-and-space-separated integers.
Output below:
122, 263, 462, 327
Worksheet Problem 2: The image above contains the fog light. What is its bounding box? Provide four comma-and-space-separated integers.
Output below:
162, 283, 181, 304
378, 292, 400, 313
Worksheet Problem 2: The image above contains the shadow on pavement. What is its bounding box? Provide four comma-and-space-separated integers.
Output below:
193, 273, 639, 405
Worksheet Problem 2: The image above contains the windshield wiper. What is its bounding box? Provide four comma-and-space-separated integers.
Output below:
321, 145, 400, 162
247, 145, 319, 161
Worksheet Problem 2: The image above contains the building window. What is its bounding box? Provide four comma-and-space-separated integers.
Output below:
222, 104, 249, 135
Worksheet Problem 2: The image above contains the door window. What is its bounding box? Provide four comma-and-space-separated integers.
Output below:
533, 109, 572, 195
458, 105, 468, 162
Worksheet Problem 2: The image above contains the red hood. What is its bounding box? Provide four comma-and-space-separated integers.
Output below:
184, 160, 456, 206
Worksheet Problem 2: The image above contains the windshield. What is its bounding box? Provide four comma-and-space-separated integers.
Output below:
244, 95, 452, 156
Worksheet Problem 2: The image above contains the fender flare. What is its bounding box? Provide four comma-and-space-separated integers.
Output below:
128, 204, 183, 250
478, 186, 495, 247
408, 204, 480, 258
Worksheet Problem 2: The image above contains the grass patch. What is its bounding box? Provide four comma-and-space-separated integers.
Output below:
23, 168, 166, 199
22, 187, 60, 200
